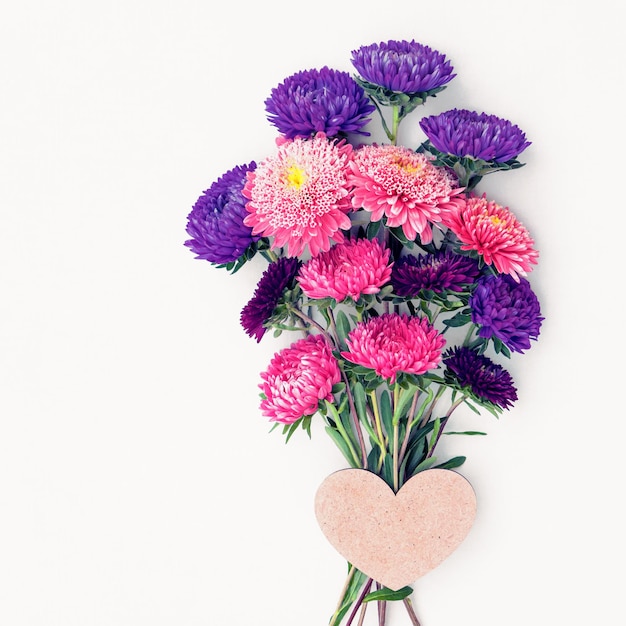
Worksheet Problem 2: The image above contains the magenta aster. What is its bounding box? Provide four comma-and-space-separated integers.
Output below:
348, 144, 464, 243
297, 238, 392, 302
259, 335, 341, 424
441, 194, 539, 281
341, 313, 445, 383
243, 133, 354, 257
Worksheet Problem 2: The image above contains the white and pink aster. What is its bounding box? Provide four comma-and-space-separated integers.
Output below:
440, 193, 539, 281
347, 144, 464, 244
297, 238, 392, 302
243, 133, 354, 258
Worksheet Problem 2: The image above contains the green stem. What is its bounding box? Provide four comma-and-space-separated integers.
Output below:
326, 402, 362, 468
288, 306, 332, 342
369, 391, 387, 470
341, 368, 368, 468
398, 390, 420, 470
391, 105, 400, 145
392, 384, 400, 492
329, 566, 356, 626
419, 385, 446, 428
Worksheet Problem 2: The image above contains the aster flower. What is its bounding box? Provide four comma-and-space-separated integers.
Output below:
240, 257, 302, 342
265, 67, 375, 140
443, 346, 518, 410
243, 133, 354, 258
185, 162, 262, 266
441, 193, 539, 281
470, 274, 543, 354
351, 39, 455, 104
391, 250, 480, 298
419, 109, 531, 190
259, 335, 341, 424
351, 40, 455, 144
297, 238, 392, 302
420, 109, 531, 163
341, 313, 445, 383
348, 144, 465, 244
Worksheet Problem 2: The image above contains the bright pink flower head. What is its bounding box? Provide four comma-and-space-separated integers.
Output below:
441, 193, 539, 281
347, 144, 464, 244
341, 313, 445, 383
297, 238, 393, 302
259, 335, 341, 424
243, 133, 354, 257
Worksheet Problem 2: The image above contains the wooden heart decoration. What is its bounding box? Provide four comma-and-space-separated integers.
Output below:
314, 468, 477, 591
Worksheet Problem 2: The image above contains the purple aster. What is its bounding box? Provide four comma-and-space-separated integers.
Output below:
185, 162, 261, 265
391, 251, 480, 297
240, 257, 301, 342
470, 274, 543, 353
264, 67, 375, 139
350, 40, 455, 95
420, 109, 531, 163
443, 346, 518, 410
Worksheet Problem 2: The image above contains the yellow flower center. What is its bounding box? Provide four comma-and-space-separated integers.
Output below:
392, 155, 424, 174
285, 164, 308, 189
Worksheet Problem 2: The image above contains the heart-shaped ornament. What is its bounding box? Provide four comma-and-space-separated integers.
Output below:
314, 468, 476, 591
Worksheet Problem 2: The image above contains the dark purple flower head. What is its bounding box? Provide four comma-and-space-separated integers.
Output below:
264, 67, 375, 139
391, 250, 480, 297
185, 162, 260, 265
240, 257, 301, 342
350, 40, 455, 94
443, 346, 518, 410
470, 274, 543, 353
420, 109, 531, 163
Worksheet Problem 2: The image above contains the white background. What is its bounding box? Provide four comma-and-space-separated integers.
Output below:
1, 1, 624, 625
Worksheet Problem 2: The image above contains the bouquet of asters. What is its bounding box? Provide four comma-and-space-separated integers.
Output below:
185, 39, 543, 626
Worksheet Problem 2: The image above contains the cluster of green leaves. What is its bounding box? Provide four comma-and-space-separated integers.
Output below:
417, 141, 525, 192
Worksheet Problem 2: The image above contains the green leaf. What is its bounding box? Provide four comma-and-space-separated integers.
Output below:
435, 456, 466, 470
325, 426, 357, 466
443, 312, 472, 328
366, 219, 382, 239
379, 390, 393, 439
445, 431, 487, 436
392, 384, 418, 426
335, 310, 352, 347
363, 586, 413, 603
332, 568, 369, 624
412, 456, 438, 474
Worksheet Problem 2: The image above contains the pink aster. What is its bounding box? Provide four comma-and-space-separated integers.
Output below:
341, 313, 445, 383
347, 144, 464, 244
297, 238, 393, 302
441, 193, 539, 281
259, 335, 341, 424
243, 133, 354, 258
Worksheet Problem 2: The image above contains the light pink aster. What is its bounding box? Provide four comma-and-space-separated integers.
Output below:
441, 193, 539, 281
259, 335, 341, 424
297, 238, 393, 302
347, 144, 464, 244
243, 133, 354, 257
341, 313, 445, 383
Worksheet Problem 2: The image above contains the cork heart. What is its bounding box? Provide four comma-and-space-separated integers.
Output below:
314, 468, 477, 591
